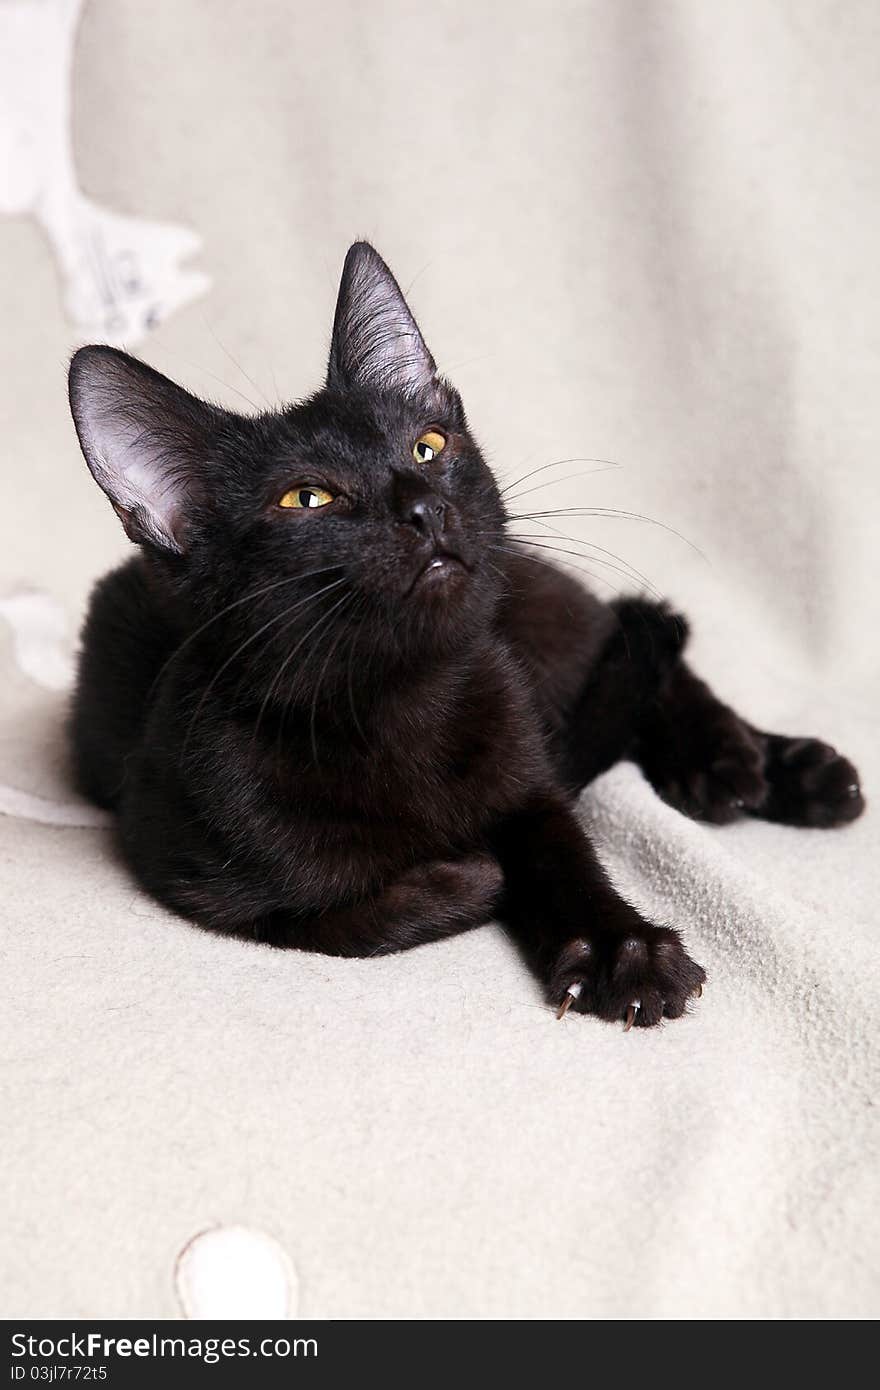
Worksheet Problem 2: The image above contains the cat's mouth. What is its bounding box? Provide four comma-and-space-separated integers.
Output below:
409, 549, 470, 594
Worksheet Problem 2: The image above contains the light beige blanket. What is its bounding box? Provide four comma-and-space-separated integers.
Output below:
1, 0, 877, 1318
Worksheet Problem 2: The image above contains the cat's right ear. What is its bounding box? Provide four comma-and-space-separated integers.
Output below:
327, 242, 439, 396
68, 346, 218, 554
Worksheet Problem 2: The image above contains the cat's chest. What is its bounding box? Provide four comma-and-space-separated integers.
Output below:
272, 664, 544, 844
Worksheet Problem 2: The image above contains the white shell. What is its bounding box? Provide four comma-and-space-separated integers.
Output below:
174, 1225, 298, 1321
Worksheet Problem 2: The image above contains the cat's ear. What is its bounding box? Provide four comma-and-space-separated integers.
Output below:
327, 242, 438, 396
68, 346, 218, 554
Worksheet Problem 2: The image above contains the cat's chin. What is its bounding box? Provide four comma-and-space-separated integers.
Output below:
408, 552, 470, 597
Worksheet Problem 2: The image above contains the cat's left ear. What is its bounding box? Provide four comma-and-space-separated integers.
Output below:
327, 241, 439, 397
68, 346, 219, 555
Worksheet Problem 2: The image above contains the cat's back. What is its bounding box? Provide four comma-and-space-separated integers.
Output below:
70, 555, 176, 808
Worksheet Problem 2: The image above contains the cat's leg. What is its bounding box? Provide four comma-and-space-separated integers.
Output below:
498, 549, 690, 790
544, 590, 864, 829
636, 664, 864, 828
493, 793, 706, 1026
253, 853, 504, 957
634, 664, 769, 825
552, 596, 690, 791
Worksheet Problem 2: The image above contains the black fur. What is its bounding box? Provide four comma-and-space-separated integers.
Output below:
67, 242, 865, 1027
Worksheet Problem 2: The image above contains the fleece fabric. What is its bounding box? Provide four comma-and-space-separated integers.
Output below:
1, 0, 878, 1319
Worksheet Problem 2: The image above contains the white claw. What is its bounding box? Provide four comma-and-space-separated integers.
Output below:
556, 980, 583, 1020
624, 998, 641, 1032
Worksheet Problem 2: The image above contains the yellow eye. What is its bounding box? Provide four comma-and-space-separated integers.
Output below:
413, 430, 446, 464
278, 486, 335, 510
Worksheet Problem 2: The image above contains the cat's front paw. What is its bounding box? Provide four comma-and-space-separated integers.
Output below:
548, 924, 706, 1029
643, 712, 768, 825
761, 735, 864, 828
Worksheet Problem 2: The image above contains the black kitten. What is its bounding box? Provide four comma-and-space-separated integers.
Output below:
67, 242, 864, 1029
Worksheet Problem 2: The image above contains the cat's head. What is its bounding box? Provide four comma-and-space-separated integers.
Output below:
68, 243, 508, 681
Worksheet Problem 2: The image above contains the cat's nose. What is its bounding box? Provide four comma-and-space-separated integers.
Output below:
406, 496, 447, 540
